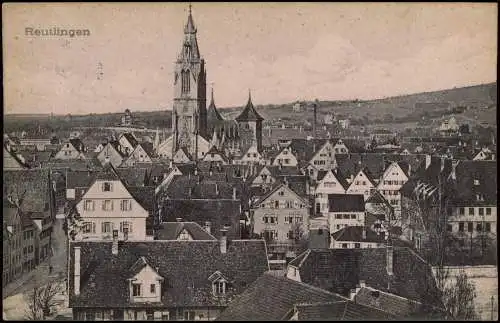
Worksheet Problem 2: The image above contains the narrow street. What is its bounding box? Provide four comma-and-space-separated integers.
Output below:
3, 218, 69, 320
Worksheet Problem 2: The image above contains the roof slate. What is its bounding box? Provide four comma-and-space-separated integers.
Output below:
68, 240, 269, 308
216, 272, 344, 321
155, 222, 217, 240
328, 194, 365, 212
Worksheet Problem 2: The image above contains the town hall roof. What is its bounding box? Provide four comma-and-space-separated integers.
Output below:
235, 91, 264, 122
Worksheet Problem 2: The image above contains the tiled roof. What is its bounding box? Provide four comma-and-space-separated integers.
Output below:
295, 300, 396, 320
216, 273, 344, 321
447, 160, 497, 206
68, 240, 269, 308
164, 176, 247, 200
127, 186, 155, 214
235, 94, 264, 122
328, 194, 365, 212
69, 138, 85, 153
331, 226, 387, 243
3, 169, 51, 214
140, 142, 155, 157
66, 170, 99, 189
292, 247, 442, 307
252, 182, 309, 207
355, 286, 445, 319
155, 222, 217, 240
160, 199, 242, 240
120, 133, 138, 148
115, 168, 149, 187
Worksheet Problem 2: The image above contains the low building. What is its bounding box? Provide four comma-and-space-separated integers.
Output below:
67, 236, 269, 320
155, 221, 217, 241
330, 226, 387, 249
326, 194, 365, 233
54, 138, 86, 160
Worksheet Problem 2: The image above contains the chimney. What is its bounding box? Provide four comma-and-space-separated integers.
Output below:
440, 157, 445, 172
386, 245, 394, 276
425, 154, 431, 169
215, 183, 219, 196
74, 246, 81, 295
359, 280, 366, 288
112, 230, 119, 255
233, 187, 237, 200
362, 227, 366, 240
451, 160, 459, 180
407, 164, 411, 177
176, 217, 182, 222
169, 160, 173, 169
220, 227, 228, 254
204, 221, 212, 234
349, 288, 357, 301
194, 167, 198, 176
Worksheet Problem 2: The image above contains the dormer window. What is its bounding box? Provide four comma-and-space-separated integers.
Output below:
208, 271, 229, 296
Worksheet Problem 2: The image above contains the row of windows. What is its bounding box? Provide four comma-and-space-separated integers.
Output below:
22, 245, 34, 255
260, 200, 305, 209
381, 190, 400, 196
353, 181, 368, 186
335, 214, 358, 220
82, 221, 133, 234
458, 207, 492, 216
382, 180, 405, 186
84, 199, 132, 211
313, 160, 327, 165
276, 158, 292, 164
132, 283, 156, 296
452, 222, 492, 233
23, 230, 34, 240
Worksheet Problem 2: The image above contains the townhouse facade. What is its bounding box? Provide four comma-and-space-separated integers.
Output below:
326, 194, 365, 233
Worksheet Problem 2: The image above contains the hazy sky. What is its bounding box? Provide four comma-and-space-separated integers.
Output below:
3, 2, 497, 115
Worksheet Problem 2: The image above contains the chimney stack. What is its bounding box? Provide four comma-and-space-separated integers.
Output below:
362, 227, 366, 240
112, 230, 119, 255
233, 187, 237, 200
204, 221, 212, 234
74, 246, 81, 295
386, 245, 394, 276
169, 160, 173, 169
425, 154, 431, 169
349, 288, 357, 301
215, 183, 219, 196
220, 227, 228, 254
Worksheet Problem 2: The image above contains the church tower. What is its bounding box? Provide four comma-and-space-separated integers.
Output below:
172, 5, 207, 156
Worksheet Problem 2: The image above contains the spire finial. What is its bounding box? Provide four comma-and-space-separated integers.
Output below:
248, 88, 252, 102
189, 2, 192, 15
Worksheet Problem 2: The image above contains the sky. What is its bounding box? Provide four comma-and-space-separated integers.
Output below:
3, 2, 497, 115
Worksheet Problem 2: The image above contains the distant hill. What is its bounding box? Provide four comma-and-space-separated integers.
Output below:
221, 82, 497, 128
4, 82, 496, 134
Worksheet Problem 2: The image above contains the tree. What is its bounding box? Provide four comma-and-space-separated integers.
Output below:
24, 281, 64, 320
63, 206, 83, 241
441, 270, 478, 320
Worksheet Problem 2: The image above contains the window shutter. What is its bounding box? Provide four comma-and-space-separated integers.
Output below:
101, 222, 105, 233
120, 222, 123, 232
111, 201, 114, 211
92, 222, 96, 233
102, 201, 105, 210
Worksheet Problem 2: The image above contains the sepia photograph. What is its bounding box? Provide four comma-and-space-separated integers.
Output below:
2, 2, 497, 321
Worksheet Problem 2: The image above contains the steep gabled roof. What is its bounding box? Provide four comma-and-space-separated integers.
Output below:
69, 138, 85, 153
3, 169, 51, 214
216, 273, 344, 321
295, 300, 396, 320
120, 133, 139, 148
331, 226, 387, 243
328, 194, 365, 212
235, 92, 264, 122
291, 247, 442, 307
68, 240, 269, 308
155, 222, 217, 241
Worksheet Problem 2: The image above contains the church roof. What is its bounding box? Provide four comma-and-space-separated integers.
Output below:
207, 88, 224, 123
184, 5, 197, 34
236, 91, 264, 122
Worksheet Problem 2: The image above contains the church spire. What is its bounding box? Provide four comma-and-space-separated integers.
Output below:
185, 3, 197, 34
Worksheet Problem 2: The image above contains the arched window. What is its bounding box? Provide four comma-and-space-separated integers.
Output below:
181, 70, 190, 94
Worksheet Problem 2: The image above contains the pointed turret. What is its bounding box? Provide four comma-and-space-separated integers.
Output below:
207, 87, 224, 122
236, 90, 264, 122
184, 3, 197, 34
